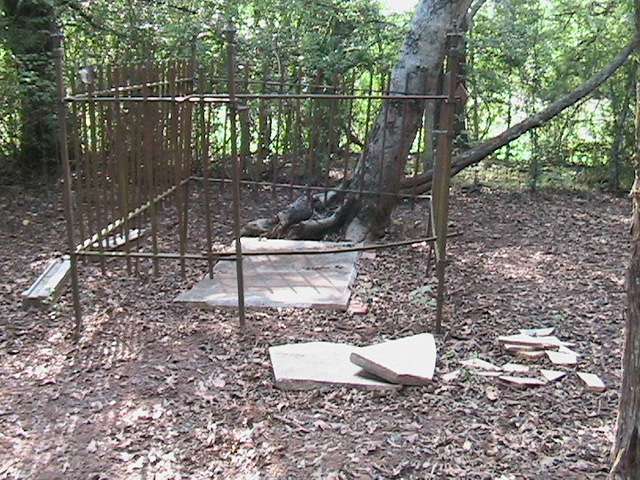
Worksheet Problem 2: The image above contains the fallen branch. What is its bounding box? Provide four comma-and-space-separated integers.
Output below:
402, 37, 640, 193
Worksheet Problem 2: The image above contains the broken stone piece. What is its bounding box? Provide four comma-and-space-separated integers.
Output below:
269, 342, 401, 391
502, 363, 530, 373
442, 370, 460, 382
540, 369, 567, 382
499, 376, 546, 388
349, 334, 436, 385
577, 372, 606, 393
460, 358, 502, 371
498, 334, 567, 349
519, 327, 555, 337
515, 350, 546, 360
546, 350, 578, 366
504, 344, 536, 352
348, 297, 369, 315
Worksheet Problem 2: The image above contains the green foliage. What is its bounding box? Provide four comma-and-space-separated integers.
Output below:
0, 0, 637, 189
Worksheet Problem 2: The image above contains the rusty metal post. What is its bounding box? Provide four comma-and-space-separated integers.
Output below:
225, 24, 247, 329
52, 26, 83, 340
432, 30, 461, 334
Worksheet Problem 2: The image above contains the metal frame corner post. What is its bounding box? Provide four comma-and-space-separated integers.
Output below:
225, 24, 247, 329
432, 30, 461, 335
52, 25, 83, 340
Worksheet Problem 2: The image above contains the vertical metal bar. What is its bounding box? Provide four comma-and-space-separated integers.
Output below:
433, 31, 460, 334
52, 27, 82, 340
87, 76, 107, 273
142, 72, 160, 276
225, 25, 246, 329
113, 67, 132, 274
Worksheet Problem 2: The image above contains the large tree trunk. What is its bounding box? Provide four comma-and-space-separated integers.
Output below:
243, 3, 638, 243
242, 0, 472, 241
343, 0, 472, 241
610, 5, 640, 477
1, 0, 57, 177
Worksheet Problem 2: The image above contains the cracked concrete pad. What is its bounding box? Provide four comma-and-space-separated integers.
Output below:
175, 238, 359, 311
349, 334, 437, 385
269, 342, 401, 391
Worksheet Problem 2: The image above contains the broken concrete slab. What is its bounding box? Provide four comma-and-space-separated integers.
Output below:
22, 256, 70, 309
176, 238, 359, 311
442, 370, 461, 382
541, 369, 567, 382
515, 350, 546, 360
499, 376, 546, 388
519, 327, 555, 337
502, 363, 530, 373
348, 297, 369, 315
546, 350, 578, 366
349, 334, 436, 385
498, 334, 567, 349
577, 372, 606, 393
269, 342, 401, 391
92, 228, 144, 250
504, 344, 537, 352
460, 358, 502, 371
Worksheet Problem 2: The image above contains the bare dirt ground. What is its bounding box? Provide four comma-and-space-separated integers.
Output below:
0, 183, 628, 479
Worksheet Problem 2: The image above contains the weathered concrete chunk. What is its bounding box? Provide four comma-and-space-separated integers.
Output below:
577, 372, 606, 393
519, 327, 555, 337
502, 363, 530, 373
460, 358, 502, 371
269, 342, 401, 391
498, 334, 567, 349
547, 350, 578, 366
22, 256, 71, 309
176, 238, 359, 311
541, 369, 567, 382
499, 376, 546, 388
349, 334, 437, 385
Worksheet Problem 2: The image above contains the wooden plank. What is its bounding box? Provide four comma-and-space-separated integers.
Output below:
577, 372, 606, 392
22, 257, 71, 309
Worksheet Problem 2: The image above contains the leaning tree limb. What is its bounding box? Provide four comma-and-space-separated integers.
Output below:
402, 36, 640, 195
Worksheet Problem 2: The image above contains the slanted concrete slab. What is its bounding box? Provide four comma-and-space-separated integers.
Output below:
577, 372, 606, 392
349, 334, 437, 385
22, 256, 70, 309
269, 342, 401, 391
175, 238, 359, 311
541, 369, 567, 382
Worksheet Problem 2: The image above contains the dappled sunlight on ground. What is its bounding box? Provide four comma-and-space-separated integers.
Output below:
0, 184, 629, 478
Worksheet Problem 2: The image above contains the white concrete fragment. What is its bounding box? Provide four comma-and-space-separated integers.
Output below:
269, 342, 401, 391
349, 334, 436, 385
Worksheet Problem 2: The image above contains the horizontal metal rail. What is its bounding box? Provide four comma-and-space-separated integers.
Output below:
65, 93, 450, 103
190, 176, 432, 200
75, 232, 461, 261
75, 178, 190, 253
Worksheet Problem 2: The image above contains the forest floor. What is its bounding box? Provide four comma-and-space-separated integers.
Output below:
0, 182, 628, 479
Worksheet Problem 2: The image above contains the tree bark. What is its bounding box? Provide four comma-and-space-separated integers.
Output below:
1, 0, 57, 176
611, 5, 640, 477
343, 0, 472, 241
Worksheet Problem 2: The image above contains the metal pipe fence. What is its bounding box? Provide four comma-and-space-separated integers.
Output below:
54, 24, 463, 339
